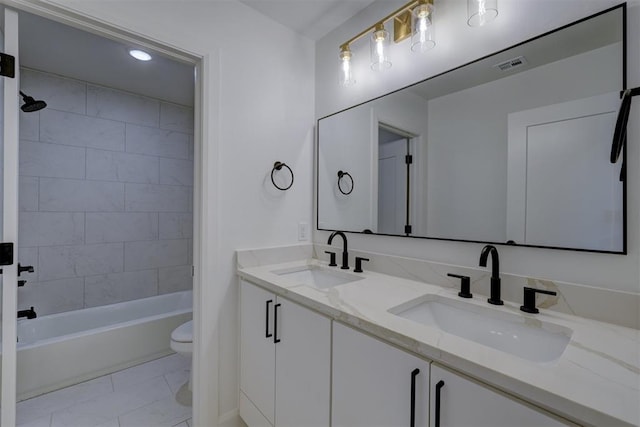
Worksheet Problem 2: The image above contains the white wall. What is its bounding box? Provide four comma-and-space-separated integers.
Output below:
426, 43, 620, 242
21, 1, 316, 425
316, 0, 640, 295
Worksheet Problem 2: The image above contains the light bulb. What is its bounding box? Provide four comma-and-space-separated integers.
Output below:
339, 47, 355, 87
411, 2, 435, 53
467, 0, 498, 27
370, 23, 391, 71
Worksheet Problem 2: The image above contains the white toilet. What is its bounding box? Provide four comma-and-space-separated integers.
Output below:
170, 320, 193, 390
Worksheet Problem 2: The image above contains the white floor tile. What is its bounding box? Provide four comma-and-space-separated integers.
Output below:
118, 395, 191, 427
172, 422, 188, 427
95, 419, 120, 427
111, 354, 189, 391
17, 375, 113, 425
164, 366, 190, 395
17, 414, 51, 427
186, 419, 192, 427
51, 376, 170, 427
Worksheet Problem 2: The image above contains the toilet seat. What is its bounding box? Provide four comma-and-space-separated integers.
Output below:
171, 320, 193, 354
171, 320, 193, 343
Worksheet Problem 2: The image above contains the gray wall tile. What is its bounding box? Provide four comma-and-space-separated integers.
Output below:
126, 124, 189, 159
86, 149, 159, 184
125, 184, 190, 212
86, 212, 158, 243
159, 213, 192, 239
20, 177, 39, 212
17, 69, 193, 314
21, 68, 87, 114
87, 85, 159, 127
124, 239, 188, 271
39, 178, 124, 212
159, 265, 192, 294
84, 269, 158, 308
159, 158, 193, 186
40, 109, 125, 151
19, 111, 39, 142
160, 102, 193, 133
20, 212, 84, 247
38, 243, 123, 281
18, 277, 85, 316
20, 141, 86, 179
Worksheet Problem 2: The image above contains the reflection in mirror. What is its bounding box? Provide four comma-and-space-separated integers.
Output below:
317, 5, 625, 253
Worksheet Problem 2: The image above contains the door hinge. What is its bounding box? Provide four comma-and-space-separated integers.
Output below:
0, 53, 16, 78
404, 225, 412, 234
405, 154, 413, 164
0, 242, 14, 265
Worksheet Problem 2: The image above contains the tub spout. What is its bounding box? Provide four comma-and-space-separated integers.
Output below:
18, 306, 37, 319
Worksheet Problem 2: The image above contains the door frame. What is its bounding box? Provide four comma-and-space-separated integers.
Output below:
1, 8, 20, 427
0, 2, 212, 426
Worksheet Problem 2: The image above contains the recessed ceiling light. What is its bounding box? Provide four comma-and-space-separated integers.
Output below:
129, 49, 152, 61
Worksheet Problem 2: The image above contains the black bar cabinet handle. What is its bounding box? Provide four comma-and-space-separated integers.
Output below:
435, 380, 445, 427
265, 299, 273, 338
274, 303, 281, 343
410, 368, 420, 427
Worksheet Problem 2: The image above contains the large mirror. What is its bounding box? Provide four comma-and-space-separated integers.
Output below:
317, 5, 626, 253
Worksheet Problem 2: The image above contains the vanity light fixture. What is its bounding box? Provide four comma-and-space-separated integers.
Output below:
411, 0, 435, 52
339, 45, 355, 87
467, 0, 498, 27
129, 49, 152, 61
370, 22, 391, 71
338, 0, 497, 86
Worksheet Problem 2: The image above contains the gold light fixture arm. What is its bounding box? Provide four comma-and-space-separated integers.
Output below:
340, 0, 433, 48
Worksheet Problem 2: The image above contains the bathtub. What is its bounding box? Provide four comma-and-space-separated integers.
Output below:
8, 290, 192, 401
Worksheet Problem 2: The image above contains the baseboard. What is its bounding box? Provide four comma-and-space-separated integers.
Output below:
219, 409, 244, 427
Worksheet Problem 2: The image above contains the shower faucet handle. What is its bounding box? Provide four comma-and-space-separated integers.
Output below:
18, 264, 34, 276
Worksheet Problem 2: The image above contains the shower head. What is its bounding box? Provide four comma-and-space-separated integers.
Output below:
19, 91, 47, 113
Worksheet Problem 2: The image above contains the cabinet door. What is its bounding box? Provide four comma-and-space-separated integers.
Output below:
240, 280, 276, 425
332, 322, 430, 427
275, 298, 331, 427
430, 364, 574, 427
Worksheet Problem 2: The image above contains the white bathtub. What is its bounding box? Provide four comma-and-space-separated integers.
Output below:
8, 290, 192, 400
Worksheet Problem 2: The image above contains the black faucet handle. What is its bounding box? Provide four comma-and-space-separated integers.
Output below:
324, 251, 337, 267
18, 280, 26, 287
447, 273, 472, 298
520, 287, 557, 314
18, 264, 35, 277
354, 257, 370, 273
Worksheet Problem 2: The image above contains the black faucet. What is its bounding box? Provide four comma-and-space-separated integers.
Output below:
479, 245, 503, 305
327, 231, 349, 270
18, 306, 37, 319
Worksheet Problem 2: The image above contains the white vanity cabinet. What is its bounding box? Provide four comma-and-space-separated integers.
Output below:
430, 364, 575, 427
239, 280, 331, 427
332, 322, 431, 427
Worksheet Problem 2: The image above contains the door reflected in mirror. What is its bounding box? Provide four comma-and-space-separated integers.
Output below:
317, 4, 625, 253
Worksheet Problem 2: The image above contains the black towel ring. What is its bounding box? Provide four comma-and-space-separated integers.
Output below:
337, 170, 354, 195
271, 161, 294, 191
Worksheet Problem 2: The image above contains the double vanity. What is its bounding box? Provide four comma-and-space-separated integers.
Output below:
237, 244, 639, 427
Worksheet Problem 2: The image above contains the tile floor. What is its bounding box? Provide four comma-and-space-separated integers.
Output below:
16, 354, 192, 427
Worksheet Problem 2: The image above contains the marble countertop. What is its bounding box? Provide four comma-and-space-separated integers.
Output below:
238, 257, 640, 427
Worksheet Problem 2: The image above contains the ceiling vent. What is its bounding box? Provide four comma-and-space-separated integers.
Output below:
493, 56, 527, 72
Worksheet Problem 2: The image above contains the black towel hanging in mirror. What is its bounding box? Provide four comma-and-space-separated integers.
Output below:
611, 87, 640, 181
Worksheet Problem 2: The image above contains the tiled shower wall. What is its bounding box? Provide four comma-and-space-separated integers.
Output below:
17, 68, 194, 316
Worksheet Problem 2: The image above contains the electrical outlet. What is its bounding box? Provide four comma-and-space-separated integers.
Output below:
298, 222, 309, 241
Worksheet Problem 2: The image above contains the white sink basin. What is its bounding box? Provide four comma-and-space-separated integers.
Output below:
272, 265, 363, 289
390, 295, 572, 363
